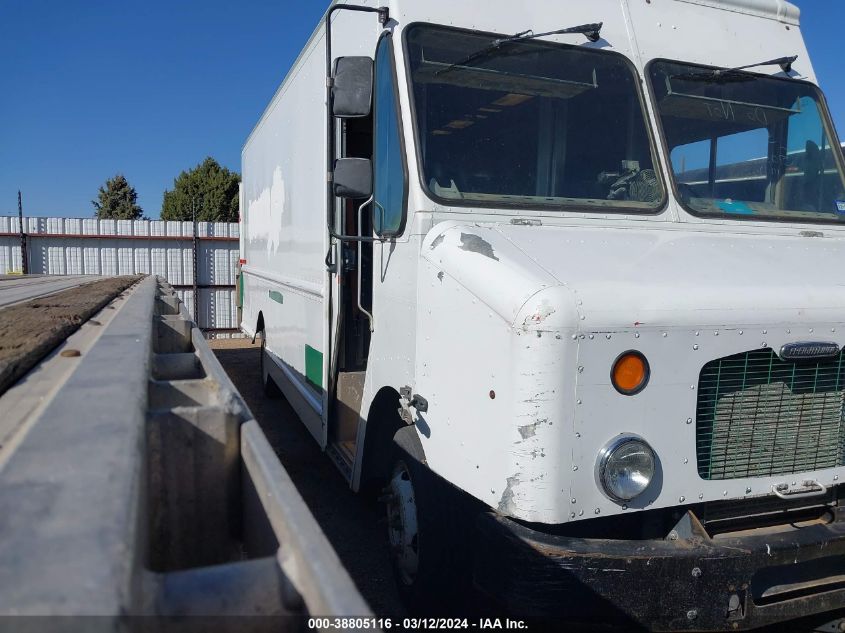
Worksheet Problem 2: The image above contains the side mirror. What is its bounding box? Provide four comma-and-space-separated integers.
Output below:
333, 158, 372, 198
332, 56, 373, 118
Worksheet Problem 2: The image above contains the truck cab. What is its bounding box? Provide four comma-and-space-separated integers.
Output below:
240, 0, 845, 627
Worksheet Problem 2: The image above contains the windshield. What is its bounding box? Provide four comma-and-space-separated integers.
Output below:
404, 25, 665, 211
649, 60, 845, 222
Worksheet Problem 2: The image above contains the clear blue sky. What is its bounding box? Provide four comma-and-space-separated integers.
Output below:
1, 1, 843, 219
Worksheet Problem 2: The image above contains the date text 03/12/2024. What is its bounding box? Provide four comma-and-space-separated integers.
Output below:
307, 618, 529, 630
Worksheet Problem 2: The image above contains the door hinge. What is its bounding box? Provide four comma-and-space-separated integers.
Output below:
399, 386, 428, 425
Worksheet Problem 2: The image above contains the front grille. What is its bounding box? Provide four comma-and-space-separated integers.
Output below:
697, 348, 845, 480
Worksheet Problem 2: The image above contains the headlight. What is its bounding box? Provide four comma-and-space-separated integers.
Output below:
596, 435, 656, 502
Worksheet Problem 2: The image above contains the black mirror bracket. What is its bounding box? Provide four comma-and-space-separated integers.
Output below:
323, 5, 389, 410
325, 4, 389, 246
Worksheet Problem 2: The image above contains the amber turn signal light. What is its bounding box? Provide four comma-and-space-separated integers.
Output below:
611, 351, 650, 395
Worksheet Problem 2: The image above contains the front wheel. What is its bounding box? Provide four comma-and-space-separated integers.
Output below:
386, 457, 421, 589
384, 427, 472, 614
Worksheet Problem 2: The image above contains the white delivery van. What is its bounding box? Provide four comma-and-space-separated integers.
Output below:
241, 0, 845, 627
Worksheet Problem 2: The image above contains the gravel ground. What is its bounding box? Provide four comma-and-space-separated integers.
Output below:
209, 337, 406, 619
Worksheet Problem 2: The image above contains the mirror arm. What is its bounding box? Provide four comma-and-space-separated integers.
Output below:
328, 189, 381, 244
330, 230, 381, 244
357, 195, 376, 332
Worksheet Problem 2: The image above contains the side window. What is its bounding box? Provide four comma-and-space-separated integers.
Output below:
373, 35, 406, 236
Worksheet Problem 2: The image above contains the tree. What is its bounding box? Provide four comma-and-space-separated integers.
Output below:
92, 174, 144, 219
160, 157, 240, 222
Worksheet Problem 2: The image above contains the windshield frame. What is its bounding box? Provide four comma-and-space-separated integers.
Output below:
645, 57, 845, 226
401, 22, 669, 216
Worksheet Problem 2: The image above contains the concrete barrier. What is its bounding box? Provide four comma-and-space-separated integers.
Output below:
0, 276, 371, 626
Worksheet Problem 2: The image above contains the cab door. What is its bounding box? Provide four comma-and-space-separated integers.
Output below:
327, 31, 408, 476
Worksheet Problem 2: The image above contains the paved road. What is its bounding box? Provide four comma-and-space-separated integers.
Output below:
209, 338, 406, 619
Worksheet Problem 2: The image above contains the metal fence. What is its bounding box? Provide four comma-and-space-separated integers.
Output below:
0, 216, 240, 331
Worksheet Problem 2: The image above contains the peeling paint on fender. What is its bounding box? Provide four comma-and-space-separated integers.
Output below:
518, 418, 550, 440
498, 475, 521, 514
460, 233, 499, 261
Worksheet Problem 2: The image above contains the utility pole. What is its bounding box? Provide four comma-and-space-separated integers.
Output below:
17, 191, 28, 275
191, 198, 199, 326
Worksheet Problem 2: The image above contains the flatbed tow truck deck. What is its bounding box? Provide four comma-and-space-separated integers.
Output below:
0, 274, 370, 628
0, 273, 108, 308
0, 274, 138, 397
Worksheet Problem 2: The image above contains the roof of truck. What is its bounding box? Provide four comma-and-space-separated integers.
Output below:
243, 0, 803, 150
674, 0, 800, 24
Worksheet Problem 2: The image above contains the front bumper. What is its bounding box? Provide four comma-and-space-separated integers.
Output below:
474, 508, 845, 631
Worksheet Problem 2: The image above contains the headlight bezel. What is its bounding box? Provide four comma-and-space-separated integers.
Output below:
595, 434, 656, 503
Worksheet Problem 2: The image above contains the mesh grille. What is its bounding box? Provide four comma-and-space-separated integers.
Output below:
697, 348, 845, 480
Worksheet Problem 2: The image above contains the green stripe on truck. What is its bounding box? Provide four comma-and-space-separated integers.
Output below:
305, 345, 323, 389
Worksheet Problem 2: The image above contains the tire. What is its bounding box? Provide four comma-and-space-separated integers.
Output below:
384, 427, 472, 615
258, 331, 281, 399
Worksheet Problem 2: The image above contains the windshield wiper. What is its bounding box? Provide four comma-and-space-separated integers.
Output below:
674, 55, 798, 82
728, 55, 798, 74
436, 23, 603, 76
